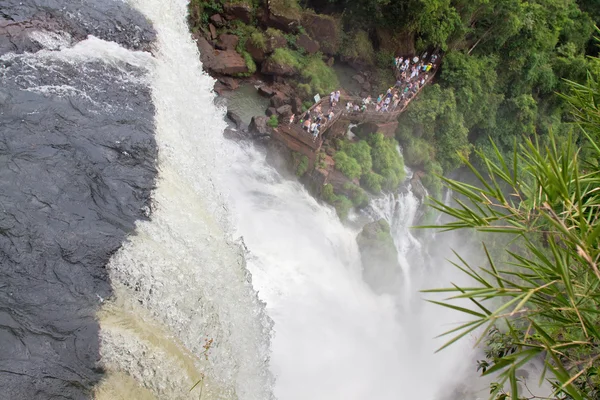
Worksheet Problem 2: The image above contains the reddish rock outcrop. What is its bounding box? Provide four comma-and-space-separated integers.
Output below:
301, 12, 340, 55
296, 33, 319, 54
261, 57, 297, 76
210, 14, 224, 27
245, 39, 267, 63
223, 2, 253, 24
216, 34, 239, 51
196, 36, 248, 76
267, 3, 301, 32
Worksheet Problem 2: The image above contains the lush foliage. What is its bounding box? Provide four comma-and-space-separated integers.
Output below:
340, 29, 375, 66
424, 70, 600, 399
333, 151, 362, 180
269, 47, 302, 70
343, 182, 369, 208
249, 31, 267, 50
293, 152, 309, 177
300, 54, 340, 96
360, 171, 384, 194
321, 183, 353, 220
267, 115, 279, 128
341, 140, 372, 172
368, 133, 406, 191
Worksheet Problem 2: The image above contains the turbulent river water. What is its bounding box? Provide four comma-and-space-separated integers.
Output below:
0, 1, 498, 399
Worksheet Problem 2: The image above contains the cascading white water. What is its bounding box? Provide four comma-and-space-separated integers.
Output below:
220, 141, 483, 400
98, 1, 273, 398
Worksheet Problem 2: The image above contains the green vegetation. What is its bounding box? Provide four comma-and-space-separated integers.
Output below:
249, 31, 267, 50
269, 47, 302, 69
333, 151, 362, 180
269, 0, 302, 20
321, 183, 353, 220
343, 182, 369, 208
333, 134, 405, 193
292, 152, 309, 177
238, 51, 256, 77
340, 29, 375, 66
267, 115, 279, 128
300, 55, 339, 97
368, 133, 406, 191
425, 68, 600, 398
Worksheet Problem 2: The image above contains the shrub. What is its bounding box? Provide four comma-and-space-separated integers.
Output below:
368, 133, 405, 190
333, 151, 362, 180
242, 51, 256, 74
249, 31, 267, 50
265, 27, 284, 38
300, 54, 339, 95
267, 115, 279, 127
270, 48, 302, 69
421, 160, 443, 200
361, 171, 384, 194
341, 140, 372, 172
343, 182, 369, 208
340, 30, 375, 66
295, 154, 309, 177
403, 137, 435, 167
269, 0, 302, 20
322, 184, 355, 220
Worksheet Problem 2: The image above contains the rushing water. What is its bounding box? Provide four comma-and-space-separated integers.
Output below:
0, 1, 529, 399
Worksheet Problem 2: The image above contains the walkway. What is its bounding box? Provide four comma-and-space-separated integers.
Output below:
269, 53, 440, 160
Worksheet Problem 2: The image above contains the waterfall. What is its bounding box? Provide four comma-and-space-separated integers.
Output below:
97, 0, 273, 399
0, 1, 493, 399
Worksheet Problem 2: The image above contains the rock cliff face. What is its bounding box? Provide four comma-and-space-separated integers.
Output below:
301, 12, 340, 55
196, 36, 248, 76
356, 219, 401, 294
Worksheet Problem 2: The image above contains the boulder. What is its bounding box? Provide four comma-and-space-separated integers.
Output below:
245, 39, 267, 63
258, 86, 276, 97
249, 116, 271, 137
301, 12, 340, 55
216, 34, 239, 51
226, 110, 244, 129
352, 74, 365, 84
362, 81, 372, 92
270, 92, 289, 108
210, 14, 224, 27
208, 23, 217, 40
261, 57, 297, 76
266, 107, 278, 117
276, 104, 293, 117
223, 127, 246, 141
291, 97, 303, 114
357, 219, 401, 294
267, 3, 301, 32
223, 2, 253, 24
267, 34, 288, 51
296, 33, 319, 54
410, 173, 427, 202
196, 36, 248, 76
218, 77, 239, 90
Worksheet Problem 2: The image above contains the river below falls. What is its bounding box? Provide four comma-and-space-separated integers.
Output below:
0, 0, 553, 399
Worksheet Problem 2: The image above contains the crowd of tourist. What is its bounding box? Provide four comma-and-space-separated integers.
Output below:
289, 51, 439, 141
297, 90, 340, 141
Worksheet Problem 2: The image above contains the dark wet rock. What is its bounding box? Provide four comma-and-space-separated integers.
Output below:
218, 76, 239, 90
291, 97, 303, 114
301, 12, 340, 55
216, 33, 239, 50
196, 36, 248, 76
276, 104, 293, 117
410, 173, 427, 202
270, 92, 289, 108
357, 219, 401, 294
209, 23, 217, 40
210, 14, 224, 27
227, 110, 245, 129
353, 74, 365, 84
0, 36, 156, 398
267, 6, 301, 32
362, 81, 372, 91
246, 39, 267, 63
224, 2, 253, 24
258, 85, 276, 97
296, 33, 319, 54
266, 107, 278, 117
0, 0, 156, 53
223, 127, 247, 141
249, 115, 271, 137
